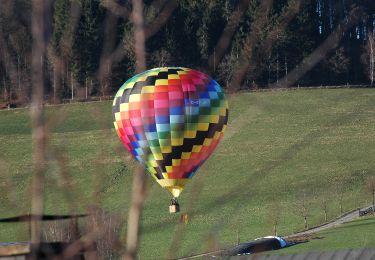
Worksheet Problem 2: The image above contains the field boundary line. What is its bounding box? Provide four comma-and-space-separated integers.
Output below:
1, 85, 374, 112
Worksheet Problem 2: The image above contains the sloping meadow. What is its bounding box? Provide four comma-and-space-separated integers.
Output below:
0, 89, 374, 258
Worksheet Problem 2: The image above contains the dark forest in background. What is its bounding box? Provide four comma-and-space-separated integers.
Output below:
0, 0, 374, 103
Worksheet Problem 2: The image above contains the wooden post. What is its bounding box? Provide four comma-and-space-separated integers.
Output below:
53, 66, 56, 103
71, 72, 74, 100
285, 55, 288, 83
85, 78, 88, 99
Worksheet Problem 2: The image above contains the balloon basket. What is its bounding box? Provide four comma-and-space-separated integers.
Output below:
169, 198, 180, 213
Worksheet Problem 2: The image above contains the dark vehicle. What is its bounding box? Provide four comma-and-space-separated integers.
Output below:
223, 236, 290, 256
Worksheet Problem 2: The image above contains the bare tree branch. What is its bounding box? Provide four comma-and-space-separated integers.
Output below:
132, 0, 146, 73
123, 166, 147, 260
0, 30, 22, 102
261, 0, 303, 58
144, 0, 178, 40
207, 0, 252, 72
97, 9, 119, 91
273, 4, 362, 88
229, 0, 274, 91
229, 0, 303, 90
98, 0, 176, 80
166, 179, 204, 259
97, 0, 132, 80
30, 0, 48, 248
147, 0, 169, 14
60, 0, 83, 57
47, 0, 83, 102
123, 1, 147, 259
101, 0, 131, 18
363, 31, 375, 86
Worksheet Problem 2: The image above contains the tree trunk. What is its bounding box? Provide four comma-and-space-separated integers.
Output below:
285, 55, 288, 84
53, 65, 56, 103
268, 62, 271, 86
85, 77, 88, 99
276, 53, 279, 85
370, 36, 374, 86
2, 78, 6, 101
123, 0, 147, 258
368, 33, 374, 86
71, 72, 74, 100
17, 56, 22, 101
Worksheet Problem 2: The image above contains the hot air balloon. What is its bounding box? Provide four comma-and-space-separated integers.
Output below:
112, 67, 228, 213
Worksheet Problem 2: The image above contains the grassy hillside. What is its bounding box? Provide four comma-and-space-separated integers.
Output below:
0, 89, 374, 258
274, 216, 375, 255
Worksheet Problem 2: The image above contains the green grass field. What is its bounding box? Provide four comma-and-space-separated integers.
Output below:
0, 89, 374, 258
274, 216, 375, 255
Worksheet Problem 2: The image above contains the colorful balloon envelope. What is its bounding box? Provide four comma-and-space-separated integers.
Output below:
112, 67, 228, 202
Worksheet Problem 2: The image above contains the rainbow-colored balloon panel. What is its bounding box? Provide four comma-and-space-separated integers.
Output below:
112, 67, 228, 197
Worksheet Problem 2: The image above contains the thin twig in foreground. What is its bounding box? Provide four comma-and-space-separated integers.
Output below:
123, 1, 147, 259
30, 0, 47, 249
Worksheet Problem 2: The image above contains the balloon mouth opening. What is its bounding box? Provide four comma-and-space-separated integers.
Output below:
156, 179, 188, 198
167, 187, 183, 198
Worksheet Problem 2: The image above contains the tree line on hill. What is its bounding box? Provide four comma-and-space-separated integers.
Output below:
0, 0, 374, 104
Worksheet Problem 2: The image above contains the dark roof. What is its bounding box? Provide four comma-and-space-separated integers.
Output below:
0, 214, 87, 223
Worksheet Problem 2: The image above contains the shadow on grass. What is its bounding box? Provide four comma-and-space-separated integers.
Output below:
141, 94, 375, 240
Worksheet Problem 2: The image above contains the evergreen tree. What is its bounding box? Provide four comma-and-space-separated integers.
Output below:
0, 0, 31, 102
50, 0, 71, 100
51, 0, 70, 55
71, 0, 103, 91
283, 0, 320, 86
1, 0, 375, 101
